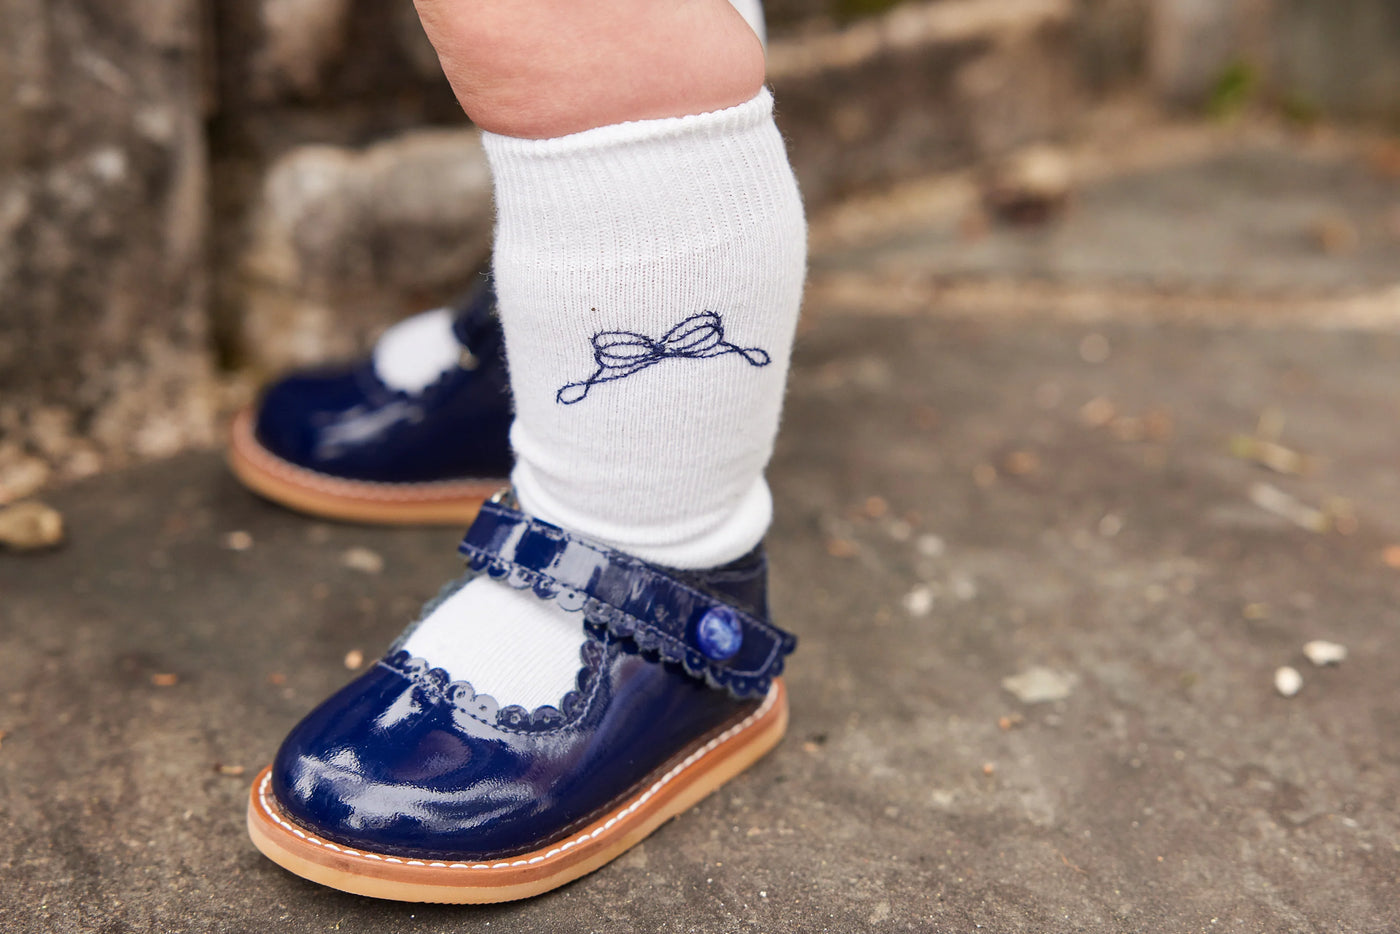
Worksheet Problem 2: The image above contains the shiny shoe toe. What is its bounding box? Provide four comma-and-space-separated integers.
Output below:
228, 272, 513, 525
248, 498, 796, 902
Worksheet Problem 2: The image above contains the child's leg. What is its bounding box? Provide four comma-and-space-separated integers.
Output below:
230, 0, 773, 526
399, 0, 805, 707
251, 1, 804, 900
412, 0, 765, 138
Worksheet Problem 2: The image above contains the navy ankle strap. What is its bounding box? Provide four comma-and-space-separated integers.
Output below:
459, 500, 796, 699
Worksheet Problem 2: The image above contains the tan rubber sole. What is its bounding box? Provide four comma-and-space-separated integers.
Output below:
247, 679, 788, 903
227, 407, 503, 526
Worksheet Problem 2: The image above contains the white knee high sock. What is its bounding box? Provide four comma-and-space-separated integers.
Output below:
402, 90, 805, 709
370, 3, 763, 396
489, 88, 806, 569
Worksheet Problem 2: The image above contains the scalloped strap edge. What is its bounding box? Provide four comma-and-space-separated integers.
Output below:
458, 502, 796, 699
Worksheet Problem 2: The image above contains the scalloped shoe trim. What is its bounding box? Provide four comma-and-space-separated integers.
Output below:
458, 502, 796, 699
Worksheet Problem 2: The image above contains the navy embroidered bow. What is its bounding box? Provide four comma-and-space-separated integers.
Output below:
556, 311, 771, 405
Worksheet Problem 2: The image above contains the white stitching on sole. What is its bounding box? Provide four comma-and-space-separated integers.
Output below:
231, 409, 502, 504
256, 683, 780, 872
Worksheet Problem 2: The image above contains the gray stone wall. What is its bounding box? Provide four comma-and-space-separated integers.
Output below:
1272, 0, 1400, 119
1137, 0, 1400, 118
206, 0, 480, 374
771, 1, 1081, 206
230, 128, 493, 375
0, 0, 212, 498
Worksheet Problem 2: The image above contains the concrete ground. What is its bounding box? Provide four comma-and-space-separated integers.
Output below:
5, 127, 1400, 933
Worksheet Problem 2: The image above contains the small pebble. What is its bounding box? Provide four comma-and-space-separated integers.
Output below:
344, 649, 365, 670
0, 500, 64, 550
1002, 666, 1076, 704
1274, 666, 1303, 697
826, 537, 857, 558
983, 144, 1072, 223
1004, 450, 1040, 476
151, 673, 179, 687
1079, 397, 1116, 428
342, 546, 384, 575
915, 533, 945, 558
1249, 482, 1328, 533
0, 456, 51, 503
1302, 640, 1347, 667
225, 530, 253, 551
902, 585, 934, 618
216, 763, 246, 777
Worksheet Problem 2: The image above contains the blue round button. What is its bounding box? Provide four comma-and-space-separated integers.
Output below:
695, 606, 743, 661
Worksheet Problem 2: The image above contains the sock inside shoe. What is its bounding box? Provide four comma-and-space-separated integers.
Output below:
372, 307, 464, 394
399, 577, 586, 711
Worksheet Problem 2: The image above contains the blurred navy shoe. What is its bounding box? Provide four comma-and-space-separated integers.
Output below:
246, 496, 794, 902
229, 273, 513, 525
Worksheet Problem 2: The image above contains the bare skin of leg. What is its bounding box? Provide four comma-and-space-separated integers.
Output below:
412, 0, 766, 139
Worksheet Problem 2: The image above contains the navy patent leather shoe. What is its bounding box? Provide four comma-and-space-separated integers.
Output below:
247, 497, 796, 903
228, 273, 513, 525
